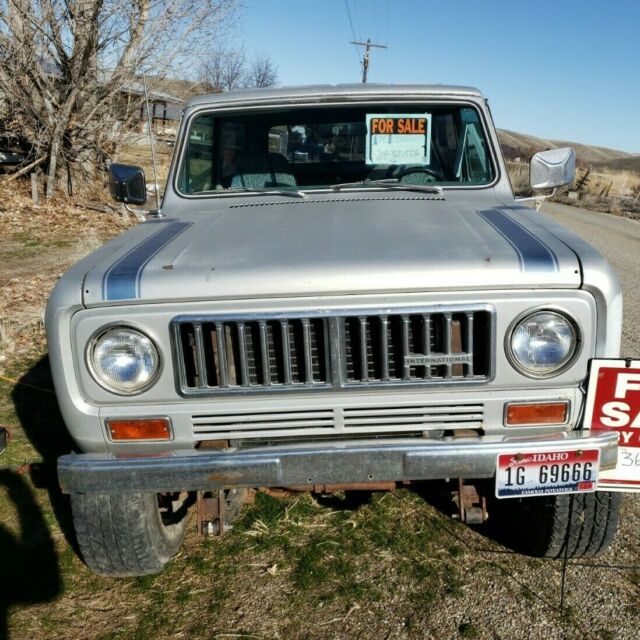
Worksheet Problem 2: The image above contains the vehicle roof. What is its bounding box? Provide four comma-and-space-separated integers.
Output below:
186, 84, 484, 109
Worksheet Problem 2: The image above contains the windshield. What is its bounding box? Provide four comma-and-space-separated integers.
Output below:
177, 104, 495, 195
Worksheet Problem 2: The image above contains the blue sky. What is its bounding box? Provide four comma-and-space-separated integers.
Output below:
238, 0, 639, 153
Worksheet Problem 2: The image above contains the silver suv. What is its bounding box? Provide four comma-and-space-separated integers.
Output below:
47, 85, 633, 577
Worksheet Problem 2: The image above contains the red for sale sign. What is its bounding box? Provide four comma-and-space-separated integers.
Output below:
584, 359, 640, 490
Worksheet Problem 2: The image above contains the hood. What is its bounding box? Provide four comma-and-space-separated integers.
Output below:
82, 195, 581, 305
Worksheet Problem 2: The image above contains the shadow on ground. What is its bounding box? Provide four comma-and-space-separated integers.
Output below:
412, 479, 535, 556
0, 469, 61, 639
0, 356, 76, 637
11, 355, 77, 551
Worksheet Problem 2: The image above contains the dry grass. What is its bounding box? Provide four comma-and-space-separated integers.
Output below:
506, 162, 640, 200
114, 142, 174, 190
580, 167, 640, 199
0, 179, 131, 371
505, 161, 530, 195
505, 159, 640, 218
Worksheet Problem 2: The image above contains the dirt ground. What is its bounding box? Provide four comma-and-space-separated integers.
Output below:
2, 179, 640, 640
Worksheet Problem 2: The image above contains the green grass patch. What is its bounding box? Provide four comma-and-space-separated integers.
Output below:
186, 551, 210, 575
458, 622, 479, 638
239, 491, 290, 530
209, 488, 467, 608
134, 574, 156, 591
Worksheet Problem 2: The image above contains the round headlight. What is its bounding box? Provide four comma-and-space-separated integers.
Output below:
509, 311, 578, 377
88, 327, 160, 394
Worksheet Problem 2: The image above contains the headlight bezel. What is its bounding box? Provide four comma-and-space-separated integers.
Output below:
506, 308, 581, 379
86, 324, 162, 395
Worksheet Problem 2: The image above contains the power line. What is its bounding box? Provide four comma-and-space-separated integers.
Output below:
352, 0, 361, 40
344, 0, 362, 65
372, 0, 379, 47
385, 0, 389, 46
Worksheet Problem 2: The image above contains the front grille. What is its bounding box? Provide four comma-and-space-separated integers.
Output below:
191, 401, 485, 441
173, 307, 492, 395
192, 409, 335, 436
342, 311, 489, 384
342, 403, 484, 429
175, 318, 330, 390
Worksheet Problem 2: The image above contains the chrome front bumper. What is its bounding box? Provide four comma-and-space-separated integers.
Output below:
58, 430, 618, 495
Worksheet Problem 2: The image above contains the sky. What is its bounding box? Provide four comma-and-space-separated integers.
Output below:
237, 0, 640, 153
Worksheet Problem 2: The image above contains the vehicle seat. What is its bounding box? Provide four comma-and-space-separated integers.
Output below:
397, 167, 438, 184
231, 153, 297, 189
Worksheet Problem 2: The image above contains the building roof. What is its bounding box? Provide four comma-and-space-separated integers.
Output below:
124, 82, 184, 104
122, 76, 217, 104
186, 84, 484, 109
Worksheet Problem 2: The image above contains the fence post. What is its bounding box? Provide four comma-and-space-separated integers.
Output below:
31, 173, 39, 206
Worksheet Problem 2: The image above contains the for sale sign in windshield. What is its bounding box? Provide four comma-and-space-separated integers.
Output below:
365, 113, 431, 165
584, 359, 640, 491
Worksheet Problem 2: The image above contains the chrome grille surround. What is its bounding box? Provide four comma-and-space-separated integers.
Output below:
171, 304, 495, 396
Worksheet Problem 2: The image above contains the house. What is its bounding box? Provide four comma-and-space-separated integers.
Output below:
120, 77, 216, 139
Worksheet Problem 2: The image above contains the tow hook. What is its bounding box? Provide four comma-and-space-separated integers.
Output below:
453, 479, 488, 524
196, 488, 255, 536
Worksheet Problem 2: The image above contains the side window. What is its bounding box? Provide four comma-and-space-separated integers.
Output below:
182, 114, 215, 193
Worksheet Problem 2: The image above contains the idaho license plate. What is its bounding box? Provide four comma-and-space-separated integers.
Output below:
495, 449, 600, 499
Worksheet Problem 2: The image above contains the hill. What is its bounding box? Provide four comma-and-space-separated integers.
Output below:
591, 156, 640, 172
497, 128, 634, 166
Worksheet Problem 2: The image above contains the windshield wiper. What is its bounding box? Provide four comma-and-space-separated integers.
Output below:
331, 178, 443, 196
227, 188, 308, 199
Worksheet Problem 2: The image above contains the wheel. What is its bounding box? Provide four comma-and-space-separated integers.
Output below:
70, 492, 189, 576
492, 491, 621, 558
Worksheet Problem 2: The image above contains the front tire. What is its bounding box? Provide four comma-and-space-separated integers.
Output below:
71, 492, 188, 576
493, 491, 621, 558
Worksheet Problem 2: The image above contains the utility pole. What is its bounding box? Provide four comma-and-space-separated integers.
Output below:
350, 38, 387, 83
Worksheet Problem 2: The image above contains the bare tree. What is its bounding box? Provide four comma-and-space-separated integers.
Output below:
247, 55, 278, 88
220, 47, 247, 91
200, 46, 229, 92
200, 45, 278, 92
0, 0, 238, 197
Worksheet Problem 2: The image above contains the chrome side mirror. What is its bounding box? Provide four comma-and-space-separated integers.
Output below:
109, 163, 147, 205
529, 147, 576, 191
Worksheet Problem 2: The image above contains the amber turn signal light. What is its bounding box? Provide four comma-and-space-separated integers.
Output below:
107, 417, 172, 441
505, 402, 568, 426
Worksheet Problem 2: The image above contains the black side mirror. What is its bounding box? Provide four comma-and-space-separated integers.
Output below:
109, 163, 147, 205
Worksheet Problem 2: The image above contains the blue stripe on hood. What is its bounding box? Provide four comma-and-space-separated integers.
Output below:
102, 220, 192, 300
478, 209, 559, 272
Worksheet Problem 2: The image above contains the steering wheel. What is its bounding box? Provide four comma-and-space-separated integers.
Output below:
398, 166, 446, 183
